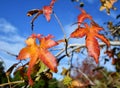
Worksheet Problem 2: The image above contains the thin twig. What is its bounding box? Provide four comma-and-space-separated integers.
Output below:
53, 12, 66, 38
31, 12, 42, 31
0, 81, 24, 87
69, 51, 74, 73
77, 68, 95, 85
111, 26, 120, 35
50, 48, 63, 51
0, 49, 18, 57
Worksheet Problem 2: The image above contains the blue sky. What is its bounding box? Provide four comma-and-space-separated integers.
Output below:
0, 0, 120, 76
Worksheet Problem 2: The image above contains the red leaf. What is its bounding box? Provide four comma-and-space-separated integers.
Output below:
77, 8, 92, 26
42, 0, 56, 21
43, 6, 53, 22
50, 0, 56, 7
27, 0, 56, 23
86, 35, 100, 63
95, 34, 110, 47
17, 34, 58, 86
70, 21, 110, 64
70, 27, 87, 38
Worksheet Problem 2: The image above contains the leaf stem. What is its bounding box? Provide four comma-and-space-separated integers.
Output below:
53, 12, 69, 56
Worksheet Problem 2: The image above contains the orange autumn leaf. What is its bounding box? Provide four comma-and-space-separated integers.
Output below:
77, 8, 92, 26
17, 34, 58, 86
70, 27, 87, 38
71, 22, 110, 63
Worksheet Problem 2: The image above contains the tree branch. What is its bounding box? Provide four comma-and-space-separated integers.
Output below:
56, 41, 120, 57
77, 68, 95, 85
0, 80, 24, 87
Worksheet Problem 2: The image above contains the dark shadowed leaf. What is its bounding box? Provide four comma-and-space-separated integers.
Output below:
6, 62, 20, 76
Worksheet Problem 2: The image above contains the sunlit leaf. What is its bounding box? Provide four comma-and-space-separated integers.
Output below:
70, 26, 87, 38
43, 6, 53, 22
71, 80, 86, 88
77, 8, 92, 26
17, 34, 58, 86
71, 21, 110, 63
63, 74, 72, 86
86, 34, 100, 63
100, 0, 117, 15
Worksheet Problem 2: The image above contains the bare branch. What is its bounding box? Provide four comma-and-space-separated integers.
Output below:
68, 41, 120, 48
56, 41, 120, 57
77, 68, 95, 85
0, 81, 24, 87
56, 41, 120, 63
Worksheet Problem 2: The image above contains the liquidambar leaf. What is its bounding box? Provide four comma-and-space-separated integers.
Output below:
43, 6, 53, 22
71, 22, 110, 63
42, 0, 56, 21
77, 8, 92, 26
17, 34, 58, 86
27, 0, 56, 30
86, 34, 100, 63
27, 0, 56, 22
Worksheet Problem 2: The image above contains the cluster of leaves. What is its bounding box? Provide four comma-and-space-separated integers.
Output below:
107, 19, 120, 40
105, 47, 120, 71
1, 0, 119, 87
